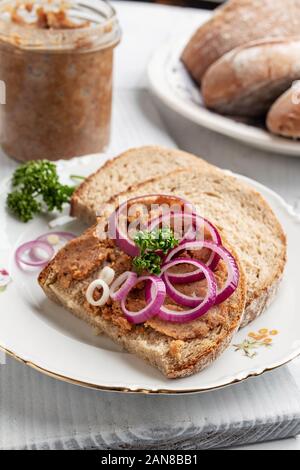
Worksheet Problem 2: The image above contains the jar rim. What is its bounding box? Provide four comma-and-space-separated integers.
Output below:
0, 0, 121, 51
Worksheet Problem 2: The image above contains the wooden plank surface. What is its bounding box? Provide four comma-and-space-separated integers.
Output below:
0, 357, 297, 449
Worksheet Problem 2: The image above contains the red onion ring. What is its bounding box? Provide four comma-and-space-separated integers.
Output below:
108, 194, 194, 257
145, 261, 217, 323
121, 275, 166, 324
149, 212, 222, 282
165, 241, 239, 305
110, 271, 138, 302
161, 258, 213, 307
29, 232, 76, 263
15, 240, 55, 268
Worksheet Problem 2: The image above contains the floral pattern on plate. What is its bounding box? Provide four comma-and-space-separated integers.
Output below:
0, 269, 11, 293
233, 329, 279, 359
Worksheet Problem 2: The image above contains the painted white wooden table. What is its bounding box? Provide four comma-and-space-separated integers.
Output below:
0, 1, 300, 450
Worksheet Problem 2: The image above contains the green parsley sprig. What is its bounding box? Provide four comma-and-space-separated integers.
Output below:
133, 227, 179, 275
7, 160, 75, 223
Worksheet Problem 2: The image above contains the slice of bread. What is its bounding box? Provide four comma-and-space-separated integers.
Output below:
103, 167, 286, 328
39, 226, 246, 378
70, 146, 209, 225
202, 38, 300, 117
267, 86, 300, 138
181, 0, 300, 84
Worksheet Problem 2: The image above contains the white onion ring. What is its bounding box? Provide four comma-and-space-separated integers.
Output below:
86, 279, 110, 307
99, 266, 115, 286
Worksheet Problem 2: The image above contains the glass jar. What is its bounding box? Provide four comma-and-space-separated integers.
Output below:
0, 0, 121, 161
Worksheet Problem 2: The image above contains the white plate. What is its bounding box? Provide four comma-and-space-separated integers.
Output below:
148, 36, 300, 157
0, 154, 299, 394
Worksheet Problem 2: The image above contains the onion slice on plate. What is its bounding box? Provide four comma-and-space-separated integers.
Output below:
29, 232, 76, 263
161, 258, 214, 307
165, 241, 239, 305
15, 240, 55, 268
121, 275, 166, 324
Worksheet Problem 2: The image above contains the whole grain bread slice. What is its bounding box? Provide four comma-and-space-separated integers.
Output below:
181, 0, 300, 84
70, 146, 209, 225
103, 168, 286, 328
39, 226, 246, 379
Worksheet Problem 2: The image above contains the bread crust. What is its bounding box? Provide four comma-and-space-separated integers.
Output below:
241, 276, 282, 328
70, 146, 211, 225
267, 87, 300, 138
181, 0, 300, 84
202, 37, 300, 117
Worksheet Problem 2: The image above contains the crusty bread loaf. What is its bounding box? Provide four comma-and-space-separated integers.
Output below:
181, 0, 300, 84
202, 38, 300, 117
104, 168, 286, 328
267, 86, 300, 138
39, 226, 246, 379
70, 146, 209, 225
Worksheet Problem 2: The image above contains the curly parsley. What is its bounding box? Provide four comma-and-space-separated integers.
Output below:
7, 160, 75, 222
133, 227, 178, 275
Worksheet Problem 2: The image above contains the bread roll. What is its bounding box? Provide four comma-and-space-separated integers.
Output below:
202, 38, 300, 117
182, 0, 300, 84
267, 86, 300, 138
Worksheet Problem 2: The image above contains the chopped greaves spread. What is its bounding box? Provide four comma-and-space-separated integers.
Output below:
0, 0, 121, 161
11, 4, 90, 29
50, 224, 235, 341
10, 2, 90, 29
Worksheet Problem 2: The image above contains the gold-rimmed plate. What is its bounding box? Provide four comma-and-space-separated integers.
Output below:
0, 154, 299, 394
